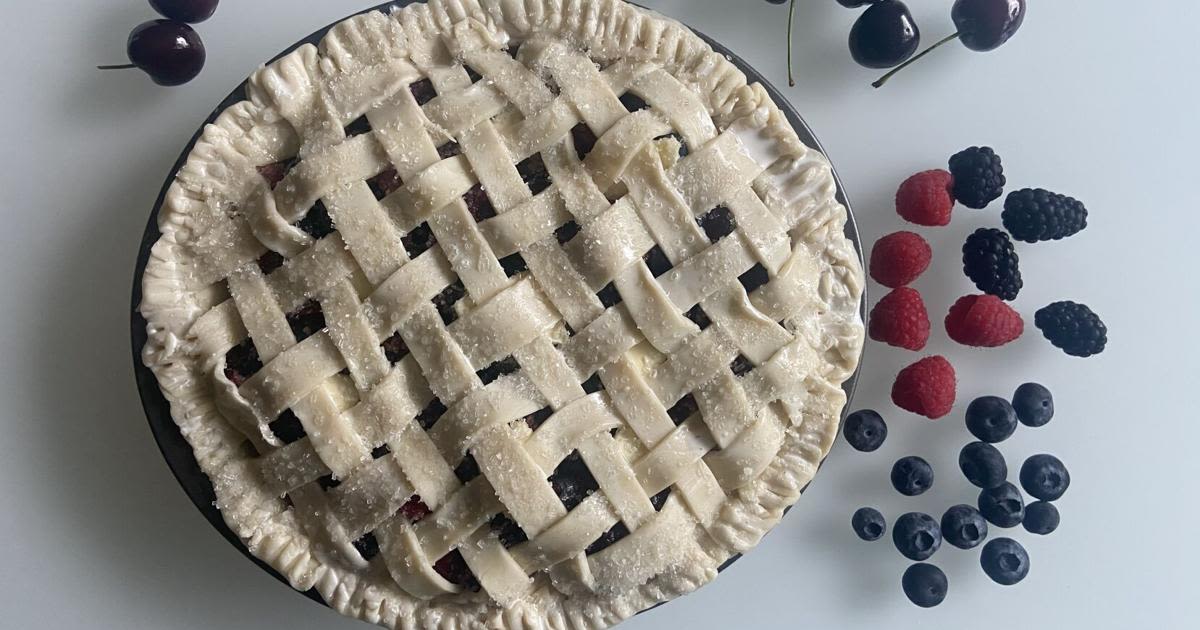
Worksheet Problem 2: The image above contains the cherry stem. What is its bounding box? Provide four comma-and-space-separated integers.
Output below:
97, 63, 136, 70
872, 31, 961, 89
787, 0, 797, 87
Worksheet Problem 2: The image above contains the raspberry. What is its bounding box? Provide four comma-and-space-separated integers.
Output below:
962, 228, 1022, 300
1002, 188, 1088, 243
948, 146, 1006, 209
869, 231, 932, 288
896, 169, 955, 226
891, 356, 957, 419
869, 287, 930, 350
1035, 301, 1107, 357
945, 294, 1024, 347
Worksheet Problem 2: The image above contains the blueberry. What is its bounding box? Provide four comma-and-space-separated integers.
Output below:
891, 456, 934, 496
844, 409, 888, 452
958, 441, 1007, 488
852, 507, 887, 541
1023, 501, 1060, 535
901, 563, 948, 608
837, 0, 880, 7
893, 512, 941, 561
940, 504, 988, 549
965, 395, 1018, 443
980, 537, 1030, 585
1019, 454, 1071, 501
1012, 382, 1054, 427
978, 482, 1025, 528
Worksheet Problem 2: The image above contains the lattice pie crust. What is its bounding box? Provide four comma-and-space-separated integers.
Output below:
139, 1, 863, 628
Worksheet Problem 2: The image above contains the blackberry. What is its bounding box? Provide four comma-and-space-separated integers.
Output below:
1035, 301, 1107, 357
962, 228, 1022, 300
948, 146, 1005, 209
1003, 188, 1088, 243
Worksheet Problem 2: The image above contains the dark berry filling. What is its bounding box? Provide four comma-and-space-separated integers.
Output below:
697, 206, 735, 242
296, 201, 335, 240
684, 304, 712, 330
433, 281, 467, 325
399, 495, 431, 523
516, 153, 551, 195
643, 245, 673, 277
380, 331, 409, 363
402, 222, 436, 258
256, 157, 299, 189
409, 78, 436, 105
667, 394, 699, 425
223, 338, 263, 386
476, 355, 520, 385
268, 409, 306, 444
285, 300, 326, 342
367, 168, 403, 200
738, 263, 770, 293
433, 550, 480, 591
343, 115, 372, 138
463, 184, 496, 221
548, 451, 599, 511
571, 123, 598, 161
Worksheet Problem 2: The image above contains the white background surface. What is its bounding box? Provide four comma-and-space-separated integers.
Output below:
1, 1, 1196, 628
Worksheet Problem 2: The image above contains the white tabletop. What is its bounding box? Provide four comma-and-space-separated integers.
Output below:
1, 1, 1195, 628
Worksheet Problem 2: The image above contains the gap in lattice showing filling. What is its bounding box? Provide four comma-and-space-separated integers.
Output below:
343, 115, 372, 138
402, 222, 436, 258
437, 141, 461, 160
295, 201, 336, 240
409, 78, 437, 106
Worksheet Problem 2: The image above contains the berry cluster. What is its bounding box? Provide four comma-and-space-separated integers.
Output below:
99, 1, 218, 86
847, 383, 1071, 607
884, 146, 1107, 358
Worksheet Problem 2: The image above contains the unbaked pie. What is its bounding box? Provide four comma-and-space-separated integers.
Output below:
138, 0, 864, 627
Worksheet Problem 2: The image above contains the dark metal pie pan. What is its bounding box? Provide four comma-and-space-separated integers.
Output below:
130, 0, 865, 615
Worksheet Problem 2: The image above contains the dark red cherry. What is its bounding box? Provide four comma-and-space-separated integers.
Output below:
114, 20, 206, 86
150, 0, 219, 23
952, 0, 1026, 51
849, 0, 920, 69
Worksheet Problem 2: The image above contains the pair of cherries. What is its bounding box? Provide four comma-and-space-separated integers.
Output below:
769, 0, 1026, 88
99, 0, 218, 86
846, 0, 1026, 87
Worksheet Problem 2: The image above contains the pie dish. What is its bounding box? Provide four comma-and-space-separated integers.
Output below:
137, 0, 865, 627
